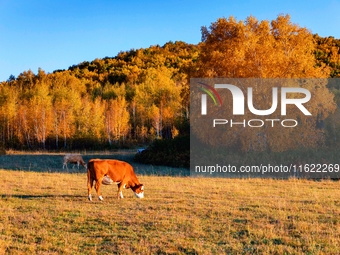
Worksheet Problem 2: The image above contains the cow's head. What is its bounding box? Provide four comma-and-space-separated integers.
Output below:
132, 184, 144, 198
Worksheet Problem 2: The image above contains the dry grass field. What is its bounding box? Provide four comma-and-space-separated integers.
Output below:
0, 167, 339, 254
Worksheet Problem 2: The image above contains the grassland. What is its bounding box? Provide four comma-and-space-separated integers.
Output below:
0, 152, 339, 254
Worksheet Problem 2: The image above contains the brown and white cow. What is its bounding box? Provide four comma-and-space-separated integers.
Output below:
87, 159, 144, 201
63, 154, 87, 170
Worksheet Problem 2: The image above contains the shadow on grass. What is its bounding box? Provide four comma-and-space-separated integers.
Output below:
0, 151, 189, 176
0, 194, 85, 200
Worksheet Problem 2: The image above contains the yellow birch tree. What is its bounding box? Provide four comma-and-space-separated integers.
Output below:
194, 15, 336, 152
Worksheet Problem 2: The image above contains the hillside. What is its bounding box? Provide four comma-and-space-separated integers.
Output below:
0, 15, 340, 160
0, 41, 198, 150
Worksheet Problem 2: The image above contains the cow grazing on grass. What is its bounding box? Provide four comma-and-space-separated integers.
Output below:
87, 159, 144, 201
63, 154, 87, 170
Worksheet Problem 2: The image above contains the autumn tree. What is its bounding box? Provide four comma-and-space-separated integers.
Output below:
50, 72, 84, 148
135, 66, 182, 139
0, 85, 18, 146
193, 15, 337, 152
28, 83, 52, 149
104, 83, 130, 144
314, 34, 340, 77
199, 15, 331, 78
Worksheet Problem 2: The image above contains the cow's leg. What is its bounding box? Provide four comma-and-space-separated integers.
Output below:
117, 183, 125, 199
87, 171, 94, 201
117, 189, 124, 199
77, 161, 80, 169
95, 177, 104, 201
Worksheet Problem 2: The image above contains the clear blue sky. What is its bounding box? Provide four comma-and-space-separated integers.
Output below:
1, 0, 339, 82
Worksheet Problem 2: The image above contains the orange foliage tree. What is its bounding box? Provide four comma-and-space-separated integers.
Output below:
193, 15, 336, 152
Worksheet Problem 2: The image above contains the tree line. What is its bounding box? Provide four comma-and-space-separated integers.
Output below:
1, 14, 340, 152
1, 41, 197, 150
